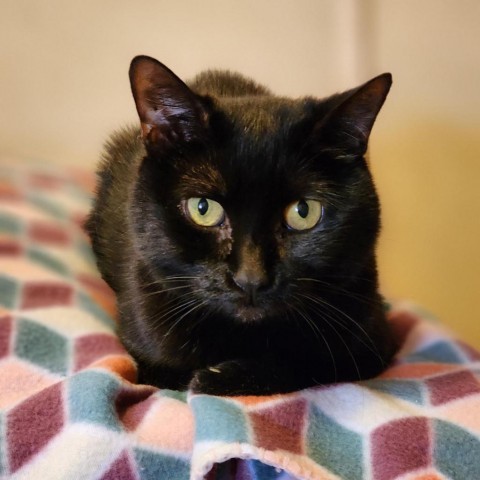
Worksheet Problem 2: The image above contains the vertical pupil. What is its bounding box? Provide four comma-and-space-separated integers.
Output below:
296, 199, 309, 218
198, 198, 209, 215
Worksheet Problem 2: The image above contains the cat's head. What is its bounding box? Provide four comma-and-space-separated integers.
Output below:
128, 56, 391, 322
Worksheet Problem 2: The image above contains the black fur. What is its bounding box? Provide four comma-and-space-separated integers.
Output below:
86, 55, 397, 395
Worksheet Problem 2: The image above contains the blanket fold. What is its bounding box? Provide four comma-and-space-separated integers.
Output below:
1, 162, 479, 480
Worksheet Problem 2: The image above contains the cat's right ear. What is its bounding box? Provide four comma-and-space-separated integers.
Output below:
129, 56, 209, 150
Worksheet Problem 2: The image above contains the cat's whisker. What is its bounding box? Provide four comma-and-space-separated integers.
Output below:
289, 298, 338, 383
179, 308, 210, 350
141, 285, 193, 297
140, 276, 199, 289
119, 287, 201, 309
295, 277, 379, 306
300, 298, 361, 381
149, 298, 199, 328
296, 292, 385, 365
163, 275, 201, 281
164, 299, 209, 338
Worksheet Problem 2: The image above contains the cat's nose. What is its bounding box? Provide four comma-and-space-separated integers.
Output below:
231, 237, 271, 304
232, 268, 269, 305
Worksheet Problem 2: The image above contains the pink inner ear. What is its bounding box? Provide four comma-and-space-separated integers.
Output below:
129, 56, 209, 145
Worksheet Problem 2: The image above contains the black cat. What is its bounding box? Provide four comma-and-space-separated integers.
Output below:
86, 55, 397, 395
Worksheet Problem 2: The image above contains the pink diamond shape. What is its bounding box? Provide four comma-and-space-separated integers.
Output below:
250, 397, 307, 454
74, 333, 127, 372
7, 381, 64, 472
21, 282, 73, 309
371, 417, 431, 480
100, 450, 138, 480
426, 369, 480, 406
0, 359, 58, 410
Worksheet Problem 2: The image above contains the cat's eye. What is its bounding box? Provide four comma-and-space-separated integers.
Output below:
185, 197, 225, 227
284, 199, 322, 231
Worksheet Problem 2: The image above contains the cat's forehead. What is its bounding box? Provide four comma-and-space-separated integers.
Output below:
216, 96, 309, 138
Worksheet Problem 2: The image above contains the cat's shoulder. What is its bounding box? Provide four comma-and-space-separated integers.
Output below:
188, 70, 271, 98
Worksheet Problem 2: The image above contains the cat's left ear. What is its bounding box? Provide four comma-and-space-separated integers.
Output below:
317, 73, 392, 157
129, 55, 210, 150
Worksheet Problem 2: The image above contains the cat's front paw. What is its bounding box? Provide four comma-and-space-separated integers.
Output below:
189, 360, 261, 396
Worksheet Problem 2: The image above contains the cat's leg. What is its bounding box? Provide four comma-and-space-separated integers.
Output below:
136, 360, 192, 391
189, 358, 317, 395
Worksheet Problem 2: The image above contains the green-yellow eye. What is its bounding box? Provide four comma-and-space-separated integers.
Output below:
186, 197, 225, 227
284, 199, 322, 231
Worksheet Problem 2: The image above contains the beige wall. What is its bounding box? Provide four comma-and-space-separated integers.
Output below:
1, 0, 479, 345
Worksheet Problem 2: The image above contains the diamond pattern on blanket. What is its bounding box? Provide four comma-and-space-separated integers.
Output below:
15, 318, 69, 375
250, 397, 307, 454
0, 276, 19, 309
100, 450, 138, 480
307, 405, 364, 480
192, 396, 250, 444
134, 448, 190, 480
21, 281, 74, 309
1, 162, 480, 480
27, 247, 71, 277
68, 370, 122, 431
434, 420, 480, 480
407, 341, 465, 365
74, 333, 126, 372
371, 417, 431, 480
0, 359, 59, 410
426, 369, 480, 406
363, 378, 425, 405
7, 382, 64, 473
0, 237, 22, 255
134, 396, 194, 452
0, 212, 22, 234
28, 221, 70, 246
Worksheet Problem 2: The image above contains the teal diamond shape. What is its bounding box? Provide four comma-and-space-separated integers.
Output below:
15, 318, 68, 375
406, 341, 465, 364
27, 248, 70, 277
190, 395, 249, 444
0, 276, 19, 309
434, 419, 480, 479
134, 448, 190, 480
26, 193, 67, 220
68, 370, 121, 431
363, 379, 424, 405
0, 213, 22, 235
307, 405, 363, 480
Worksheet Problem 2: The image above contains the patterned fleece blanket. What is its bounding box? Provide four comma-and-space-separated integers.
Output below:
0, 161, 480, 480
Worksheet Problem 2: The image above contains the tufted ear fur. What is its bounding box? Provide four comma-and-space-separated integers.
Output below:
129, 55, 210, 151
316, 73, 392, 157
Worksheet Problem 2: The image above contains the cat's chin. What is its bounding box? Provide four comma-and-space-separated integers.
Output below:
234, 305, 267, 322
